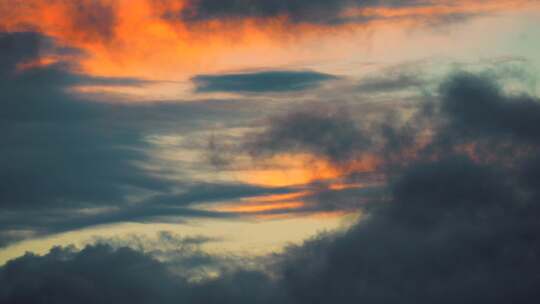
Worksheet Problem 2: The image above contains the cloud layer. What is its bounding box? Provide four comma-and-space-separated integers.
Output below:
2, 70, 540, 302
192, 70, 336, 93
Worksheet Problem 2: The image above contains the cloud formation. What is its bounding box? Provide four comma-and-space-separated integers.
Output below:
3, 72, 540, 303
192, 70, 337, 93
1, 0, 534, 80
171, 0, 475, 24
247, 108, 371, 164
0, 32, 290, 246
0, 32, 166, 209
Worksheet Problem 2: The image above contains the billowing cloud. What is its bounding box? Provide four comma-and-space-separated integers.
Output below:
2, 1, 540, 302
0, 244, 186, 303
440, 71, 540, 144
3, 72, 540, 303
247, 108, 371, 164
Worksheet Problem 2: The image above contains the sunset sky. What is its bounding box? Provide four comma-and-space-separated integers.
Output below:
1, 1, 540, 303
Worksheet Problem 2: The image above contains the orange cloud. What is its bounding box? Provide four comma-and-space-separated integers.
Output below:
0, 0, 341, 79
229, 153, 379, 218
1, 0, 535, 80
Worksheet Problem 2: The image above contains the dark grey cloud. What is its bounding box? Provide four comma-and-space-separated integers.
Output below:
164, 0, 474, 25
439, 71, 540, 144
240, 71, 540, 303
177, 0, 348, 24
244, 73, 540, 303
0, 242, 287, 304
247, 108, 371, 164
2, 71, 540, 304
92, 231, 241, 280
0, 32, 284, 246
0, 179, 296, 245
192, 70, 337, 93
276, 159, 539, 304
0, 244, 186, 304
0, 32, 167, 210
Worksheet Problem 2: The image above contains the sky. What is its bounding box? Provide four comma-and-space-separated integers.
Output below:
1, 0, 540, 303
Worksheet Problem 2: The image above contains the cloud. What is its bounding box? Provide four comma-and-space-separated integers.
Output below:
144, 183, 295, 206
0, 32, 168, 209
245, 72, 540, 303
0, 178, 297, 246
0, 244, 185, 304
192, 70, 337, 93
62, 0, 118, 43
0, 242, 287, 304
172, 0, 449, 25
246, 108, 371, 164
439, 71, 540, 144
0, 32, 274, 246
356, 72, 426, 93
276, 160, 539, 304
2, 71, 540, 303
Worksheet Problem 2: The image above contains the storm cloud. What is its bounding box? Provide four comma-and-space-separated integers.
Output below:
3, 72, 540, 304
2, 26, 540, 303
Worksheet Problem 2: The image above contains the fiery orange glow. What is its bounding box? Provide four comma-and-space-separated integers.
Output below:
0, 0, 343, 79
237, 153, 380, 188
237, 154, 342, 187
245, 191, 311, 203
226, 153, 380, 219
210, 191, 309, 214
216, 201, 304, 213
16, 57, 60, 72
1, 0, 534, 80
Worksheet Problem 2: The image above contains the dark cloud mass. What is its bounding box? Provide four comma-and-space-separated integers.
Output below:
0, 32, 167, 209
440, 72, 540, 144
247, 108, 371, 164
0, 32, 175, 245
0, 32, 272, 246
3, 67, 540, 303
0, 245, 183, 304
192, 70, 336, 93
173, 0, 425, 24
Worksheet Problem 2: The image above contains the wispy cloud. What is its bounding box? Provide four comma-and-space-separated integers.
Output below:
192, 70, 337, 93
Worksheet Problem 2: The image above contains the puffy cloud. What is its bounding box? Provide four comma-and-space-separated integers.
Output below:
255, 72, 540, 304
0, 244, 185, 304
440, 71, 540, 144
